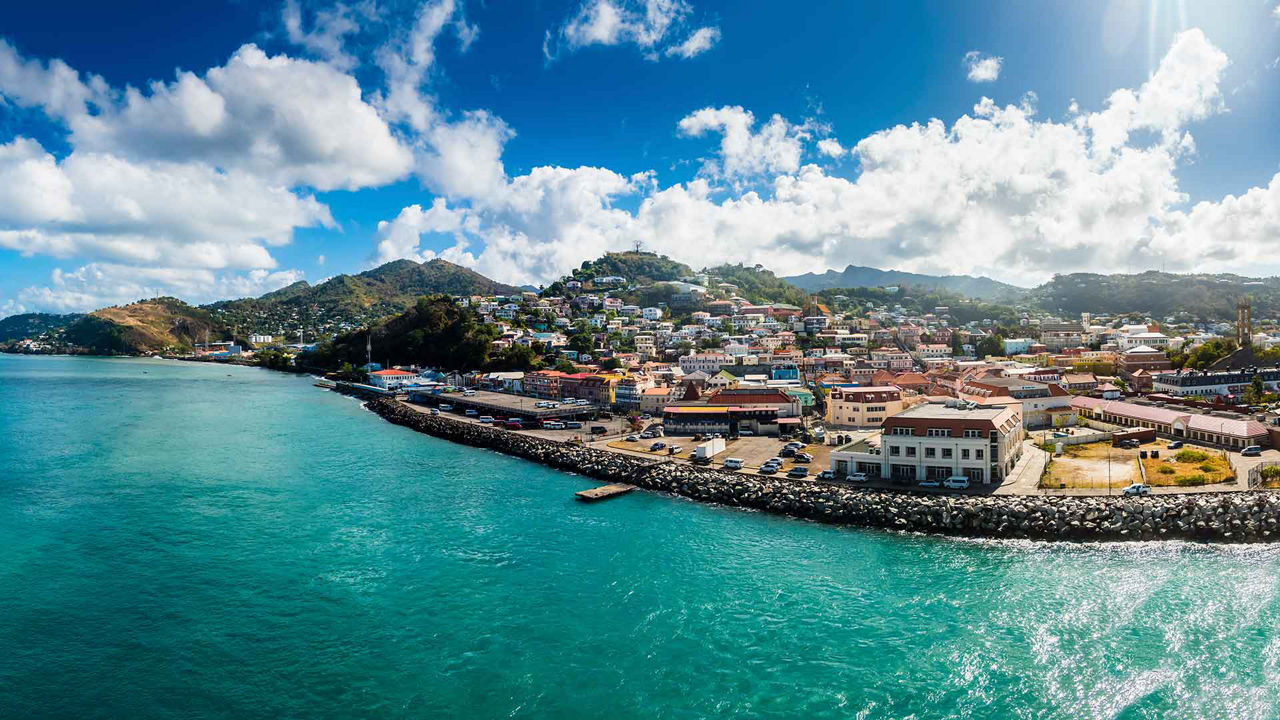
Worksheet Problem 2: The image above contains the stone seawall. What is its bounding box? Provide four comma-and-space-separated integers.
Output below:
365, 396, 1280, 543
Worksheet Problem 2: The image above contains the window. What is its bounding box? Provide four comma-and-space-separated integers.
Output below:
890, 427, 914, 436
928, 428, 950, 437
906, 447, 917, 457
941, 448, 952, 459
889, 445, 900, 457
925, 447, 936, 458
975, 449, 984, 459
963, 429, 982, 438
961, 449, 970, 460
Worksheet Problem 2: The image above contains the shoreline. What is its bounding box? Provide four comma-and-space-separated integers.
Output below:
359, 394, 1280, 544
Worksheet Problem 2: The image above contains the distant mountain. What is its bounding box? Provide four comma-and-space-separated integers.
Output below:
542, 251, 695, 295
208, 258, 521, 330
785, 265, 1026, 301
1029, 271, 1280, 318
63, 298, 223, 354
0, 313, 82, 342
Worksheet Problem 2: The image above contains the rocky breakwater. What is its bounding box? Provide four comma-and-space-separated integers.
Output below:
366, 397, 1280, 543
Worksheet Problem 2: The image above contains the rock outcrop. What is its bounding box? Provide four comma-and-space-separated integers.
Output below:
365, 397, 1280, 543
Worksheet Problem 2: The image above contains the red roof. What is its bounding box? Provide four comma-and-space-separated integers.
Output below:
370, 369, 416, 376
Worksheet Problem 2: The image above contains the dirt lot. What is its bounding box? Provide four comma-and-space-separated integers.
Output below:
1041, 440, 1137, 490
1041, 437, 1234, 490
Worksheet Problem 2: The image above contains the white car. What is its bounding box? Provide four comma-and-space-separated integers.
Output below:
1123, 483, 1152, 496
723, 457, 745, 470
846, 472, 868, 483
439, 404, 453, 411
462, 389, 476, 396
918, 478, 941, 488
943, 476, 970, 490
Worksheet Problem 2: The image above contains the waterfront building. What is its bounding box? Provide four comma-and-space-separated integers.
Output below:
830, 402, 1024, 485
1071, 396, 1269, 448
367, 368, 418, 390
825, 386, 906, 428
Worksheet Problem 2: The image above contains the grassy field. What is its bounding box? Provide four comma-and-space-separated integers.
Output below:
1141, 447, 1234, 487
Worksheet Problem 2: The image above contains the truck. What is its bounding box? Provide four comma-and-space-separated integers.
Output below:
693, 437, 726, 461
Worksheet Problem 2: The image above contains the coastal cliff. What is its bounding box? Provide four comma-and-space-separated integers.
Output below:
364, 396, 1280, 543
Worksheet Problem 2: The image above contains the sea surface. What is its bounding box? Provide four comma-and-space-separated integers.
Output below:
4, 355, 1280, 719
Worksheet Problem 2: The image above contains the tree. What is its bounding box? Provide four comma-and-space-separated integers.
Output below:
553, 357, 576, 373
976, 333, 1004, 358
950, 334, 964, 357
1245, 373, 1266, 405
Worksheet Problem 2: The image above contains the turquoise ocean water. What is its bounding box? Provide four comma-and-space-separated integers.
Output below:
4, 355, 1280, 719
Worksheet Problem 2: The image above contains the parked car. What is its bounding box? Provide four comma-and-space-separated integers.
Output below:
918, 478, 941, 488
562, 397, 577, 403
542, 421, 565, 430
1122, 483, 1152, 496
757, 465, 778, 475
667, 445, 682, 455
564, 421, 583, 429
815, 470, 835, 481
846, 472, 868, 483
784, 441, 804, 450
640, 414, 652, 420
429, 408, 440, 415
1242, 446, 1263, 457
786, 467, 809, 479
640, 431, 655, 439
723, 457, 745, 470
691, 456, 712, 465
503, 419, 523, 429
650, 442, 666, 451
739, 430, 755, 436
625, 435, 640, 442
943, 476, 970, 490
465, 409, 479, 417
793, 453, 813, 463
439, 404, 453, 411
765, 457, 785, 467
779, 447, 796, 458
462, 389, 476, 396
477, 415, 494, 423
1167, 440, 1184, 450
590, 425, 608, 435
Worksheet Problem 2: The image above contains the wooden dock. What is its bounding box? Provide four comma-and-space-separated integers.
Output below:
575, 484, 635, 502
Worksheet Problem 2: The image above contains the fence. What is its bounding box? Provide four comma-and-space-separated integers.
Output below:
1248, 461, 1280, 489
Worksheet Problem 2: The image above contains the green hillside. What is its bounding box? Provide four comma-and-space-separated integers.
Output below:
64, 298, 225, 354
0, 313, 82, 342
1030, 272, 1279, 318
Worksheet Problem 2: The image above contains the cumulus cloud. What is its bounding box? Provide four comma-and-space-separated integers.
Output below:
10, 264, 307, 314
964, 51, 1003, 82
677, 106, 810, 181
548, 0, 719, 61
816, 138, 845, 158
370, 28, 1280, 289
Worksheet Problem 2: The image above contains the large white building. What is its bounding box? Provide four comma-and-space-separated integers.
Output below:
679, 352, 732, 375
830, 402, 1025, 485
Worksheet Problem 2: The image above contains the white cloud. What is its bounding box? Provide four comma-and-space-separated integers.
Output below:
677, 106, 809, 181
0, 39, 108, 119
964, 51, 1003, 82
665, 26, 720, 58
12, 263, 307, 314
370, 28, 1279, 288
0, 138, 333, 269
281, 0, 369, 70
67, 44, 413, 191
816, 138, 845, 158
1274, 3, 1280, 20
549, 0, 719, 61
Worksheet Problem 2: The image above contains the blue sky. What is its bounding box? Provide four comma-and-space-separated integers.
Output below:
0, 0, 1277, 315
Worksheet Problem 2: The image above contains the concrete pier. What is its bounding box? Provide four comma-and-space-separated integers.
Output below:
575, 484, 635, 502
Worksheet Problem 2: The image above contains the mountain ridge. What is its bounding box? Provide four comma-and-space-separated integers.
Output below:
784, 264, 1026, 300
